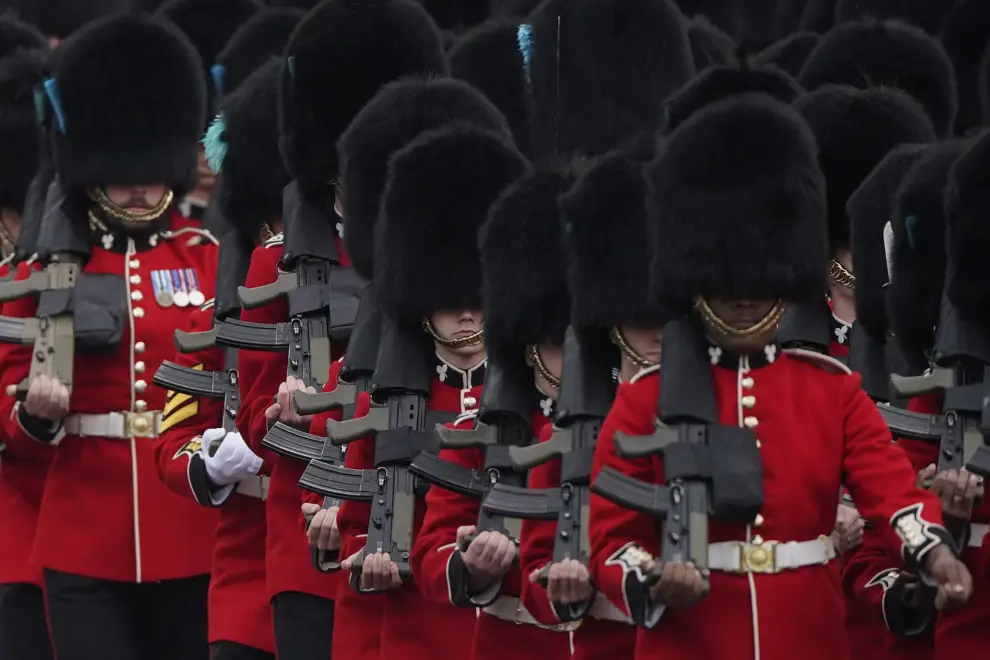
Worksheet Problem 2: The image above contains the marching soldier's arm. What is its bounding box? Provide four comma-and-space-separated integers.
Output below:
841, 374, 954, 574
411, 440, 491, 607
589, 376, 666, 629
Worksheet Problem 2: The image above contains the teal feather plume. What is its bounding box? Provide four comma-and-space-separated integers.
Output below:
203, 113, 228, 174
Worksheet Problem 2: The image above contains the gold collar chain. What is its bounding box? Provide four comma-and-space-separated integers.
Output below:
609, 326, 654, 370
694, 296, 785, 338
422, 317, 485, 349
828, 259, 856, 290
526, 344, 561, 389
89, 187, 174, 224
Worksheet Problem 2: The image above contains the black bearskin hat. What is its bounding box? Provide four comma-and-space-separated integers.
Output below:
982, 46, 990, 127
798, 20, 957, 138
687, 15, 736, 71
887, 139, 970, 363
155, 0, 263, 113
938, 0, 990, 136
280, 0, 447, 207
648, 95, 827, 307
375, 124, 526, 322
480, 168, 571, 358
835, 0, 951, 35
214, 8, 303, 98
490, 0, 541, 18
417, 0, 490, 32
798, 0, 836, 34
50, 14, 206, 194
2, 0, 127, 39
848, 143, 928, 340
675, 1, 741, 39
268, 0, 321, 8
208, 59, 287, 240
339, 77, 511, 281
944, 132, 990, 328
0, 14, 47, 213
564, 149, 668, 329
449, 19, 531, 156
794, 85, 936, 258
528, 0, 694, 160
752, 31, 821, 77
663, 64, 803, 134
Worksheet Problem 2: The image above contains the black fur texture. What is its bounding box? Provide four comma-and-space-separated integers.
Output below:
3, 0, 127, 39
215, 8, 304, 98
937, 0, 990, 136
848, 143, 929, 339
648, 94, 827, 308
687, 15, 736, 71
375, 124, 526, 322
279, 0, 447, 207
480, 168, 572, 358
794, 84, 936, 256
835, 0, 952, 35
752, 31, 820, 77
798, 20, 957, 138
528, 0, 694, 160
51, 14, 205, 194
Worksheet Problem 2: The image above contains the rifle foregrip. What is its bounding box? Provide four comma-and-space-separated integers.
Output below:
614, 429, 674, 458
890, 370, 954, 398
174, 327, 218, 353
237, 279, 291, 310
326, 407, 389, 445
507, 442, 557, 470
293, 385, 356, 416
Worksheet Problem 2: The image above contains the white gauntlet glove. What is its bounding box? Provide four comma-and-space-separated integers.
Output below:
201, 428, 263, 491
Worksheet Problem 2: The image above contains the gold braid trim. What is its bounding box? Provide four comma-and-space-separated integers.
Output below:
828, 259, 855, 290
694, 297, 784, 338
609, 326, 654, 370
89, 187, 174, 224
422, 317, 484, 349
526, 344, 561, 389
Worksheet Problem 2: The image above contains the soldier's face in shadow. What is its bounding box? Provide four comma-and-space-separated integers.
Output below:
619, 325, 662, 365
430, 308, 486, 363
702, 297, 779, 355
103, 184, 168, 214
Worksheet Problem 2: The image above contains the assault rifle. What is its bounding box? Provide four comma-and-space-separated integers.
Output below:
409, 354, 534, 550
0, 179, 89, 400
298, 317, 453, 589
590, 319, 763, 593
479, 327, 614, 621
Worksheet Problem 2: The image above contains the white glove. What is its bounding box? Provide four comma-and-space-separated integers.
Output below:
201, 428, 263, 489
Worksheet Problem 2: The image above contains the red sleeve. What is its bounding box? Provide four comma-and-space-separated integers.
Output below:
841, 374, 949, 569
841, 525, 908, 632
233, 246, 286, 474
519, 423, 563, 625
152, 308, 225, 505
411, 433, 484, 607
588, 376, 664, 623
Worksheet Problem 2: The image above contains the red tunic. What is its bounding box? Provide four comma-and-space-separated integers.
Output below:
589, 349, 947, 660
519, 424, 638, 660
0, 212, 220, 582
333, 356, 483, 660
153, 303, 274, 653
412, 403, 572, 660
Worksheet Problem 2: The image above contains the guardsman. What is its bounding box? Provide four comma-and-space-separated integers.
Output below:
587, 95, 971, 660
154, 58, 290, 660
309, 75, 518, 660
155, 0, 263, 223
0, 14, 53, 660
233, 2, 447, 658
411, 167, 573, 660
0, 14, 218, 660
794, 84, 937, 357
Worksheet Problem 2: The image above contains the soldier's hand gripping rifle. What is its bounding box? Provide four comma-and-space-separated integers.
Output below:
408, 353, 534, 551
298, 317, 451, 590
478, 327, 614, 621
0, 179, 90, 401
590, 320, 763, 599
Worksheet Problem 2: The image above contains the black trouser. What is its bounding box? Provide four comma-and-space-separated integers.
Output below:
272, 591, 335, 660
211, 641, 276, 660
44, 569, 210, 660
0, 582, 54, 660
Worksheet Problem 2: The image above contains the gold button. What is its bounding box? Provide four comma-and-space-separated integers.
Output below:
741, 395, 756, 408
464, 396, 477, 408
744, 416, 759, 428
129, 259, 140, 269
133, 308, 145, 319
754, 514, 765, 527
129, 275, 141, 285
752, 535, 764, 545
135, 400, 147, 412
741, 377, 755, 389
135, 361, 146, 374
135, 380, 147, 393
131, 291, 143, 302
135, 342, 146, 353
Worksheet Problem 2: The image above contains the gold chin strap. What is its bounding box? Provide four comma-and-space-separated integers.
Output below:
694, 296, 785, 338
526, 344, 561, 389
609, 326, 654, 370
828, 259, 856, 290
89, 187, 174, 224
261, 223, 276, 243
422, 317, 484, 349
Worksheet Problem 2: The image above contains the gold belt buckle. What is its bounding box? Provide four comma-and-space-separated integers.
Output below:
126, 411, 157, 438
741, 541, 776, 573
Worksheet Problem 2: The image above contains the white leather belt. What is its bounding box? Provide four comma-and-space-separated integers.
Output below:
236, 476, 270, 501
969, 523, 989, 548
588, 593, 632, 624
708, 535, 835, 574
482, 596, 579, 632
62, 411, 162, 439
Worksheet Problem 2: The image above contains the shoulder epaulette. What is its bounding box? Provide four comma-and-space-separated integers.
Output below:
263, 232, 284, 249
629, 364, 661, 384
199, 298, 216, 312
782, 348, 852, 375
